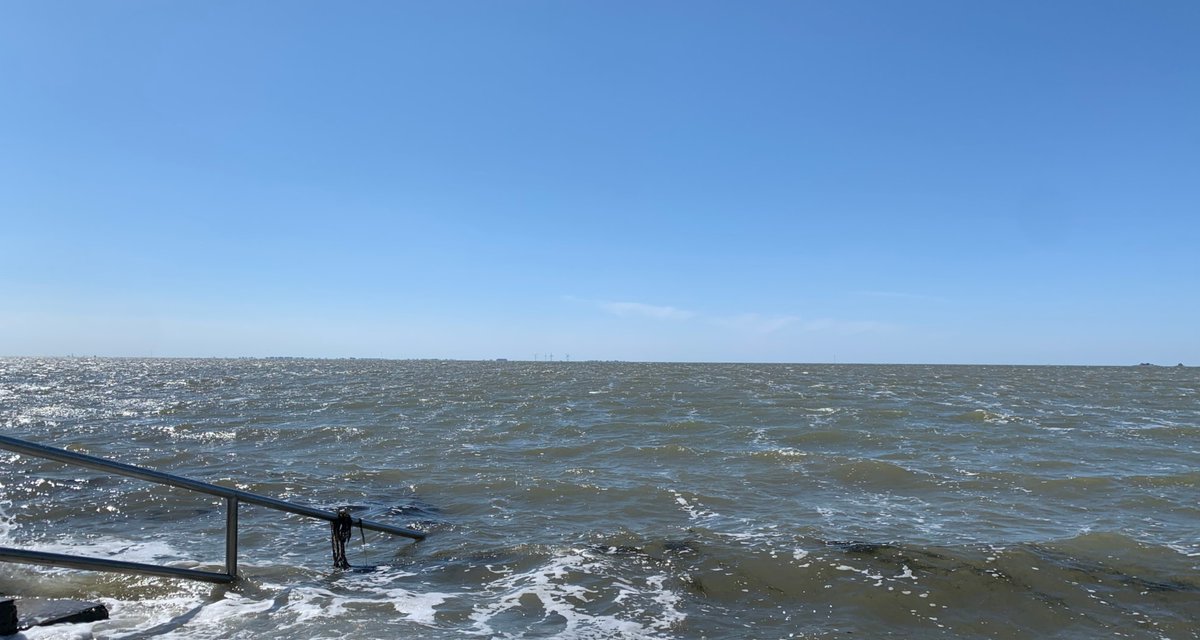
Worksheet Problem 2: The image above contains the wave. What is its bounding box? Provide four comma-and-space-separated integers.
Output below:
961, 469, 1200, 500
747, 447, 809, 462
5, 519, 1199, 639
949, 408, 1022, 424
1122, 470, 1200, 488
579, 530, 1200, 635
821, 457, 945, 492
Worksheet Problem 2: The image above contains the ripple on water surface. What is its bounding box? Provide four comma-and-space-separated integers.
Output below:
1, 359, 1197, 638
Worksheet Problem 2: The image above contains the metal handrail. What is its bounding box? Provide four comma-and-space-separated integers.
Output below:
0, 434, 425, 584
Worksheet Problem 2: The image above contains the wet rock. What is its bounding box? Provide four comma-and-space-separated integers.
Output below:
7, 597, 109, 632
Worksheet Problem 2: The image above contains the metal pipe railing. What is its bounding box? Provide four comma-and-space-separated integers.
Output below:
0, 547, 236, 584
0, 434, 425, 583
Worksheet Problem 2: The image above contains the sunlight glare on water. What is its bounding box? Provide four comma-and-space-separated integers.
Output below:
1, 358, 1198, 638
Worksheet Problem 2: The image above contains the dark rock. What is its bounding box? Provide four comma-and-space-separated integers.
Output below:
2, 598, 17, 636
14, 598, 109, 631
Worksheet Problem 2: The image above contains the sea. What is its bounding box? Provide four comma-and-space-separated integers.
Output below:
1, 358, 1197, 639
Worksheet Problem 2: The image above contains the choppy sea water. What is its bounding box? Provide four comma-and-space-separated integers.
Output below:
1, 358, 1197, 639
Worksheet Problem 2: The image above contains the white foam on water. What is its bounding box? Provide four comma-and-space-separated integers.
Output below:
18, 571, 457, 639
835, 564, 884, 582
178, 429, 237, 442
271, 587, 349, 628
147, 592, 278, 638
238, 582, 450, 635
323, 568, 453, 627
669, 490, 717, 521
643, 574, 686, 631
1166, 542, 1200, 557
76, 594, 237, 640
130, 582, 382, 637
466, 548, 686, 638
972, 408, 1018, 424
41, 551, 685, 638
0, 499, 14, 542
382, 589, 450, 625
18, 622, 97, 640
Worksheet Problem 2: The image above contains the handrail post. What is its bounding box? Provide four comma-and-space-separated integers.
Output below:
0, 435, 426, 585
225, 496, 239, 580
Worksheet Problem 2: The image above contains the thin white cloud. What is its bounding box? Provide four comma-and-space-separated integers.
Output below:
711, 313, 800, 334
600, 301, 696, 320
567, 296, 890, 335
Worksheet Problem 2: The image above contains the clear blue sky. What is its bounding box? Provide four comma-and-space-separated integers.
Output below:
2, 1, 1197, 364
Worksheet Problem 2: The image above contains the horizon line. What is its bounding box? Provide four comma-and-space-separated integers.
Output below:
0, 354, 1189, 368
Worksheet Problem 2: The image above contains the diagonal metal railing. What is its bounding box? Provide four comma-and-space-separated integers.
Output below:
0, 434, 425, 584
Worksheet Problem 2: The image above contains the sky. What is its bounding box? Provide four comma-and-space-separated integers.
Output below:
1, 1, 1197, 364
